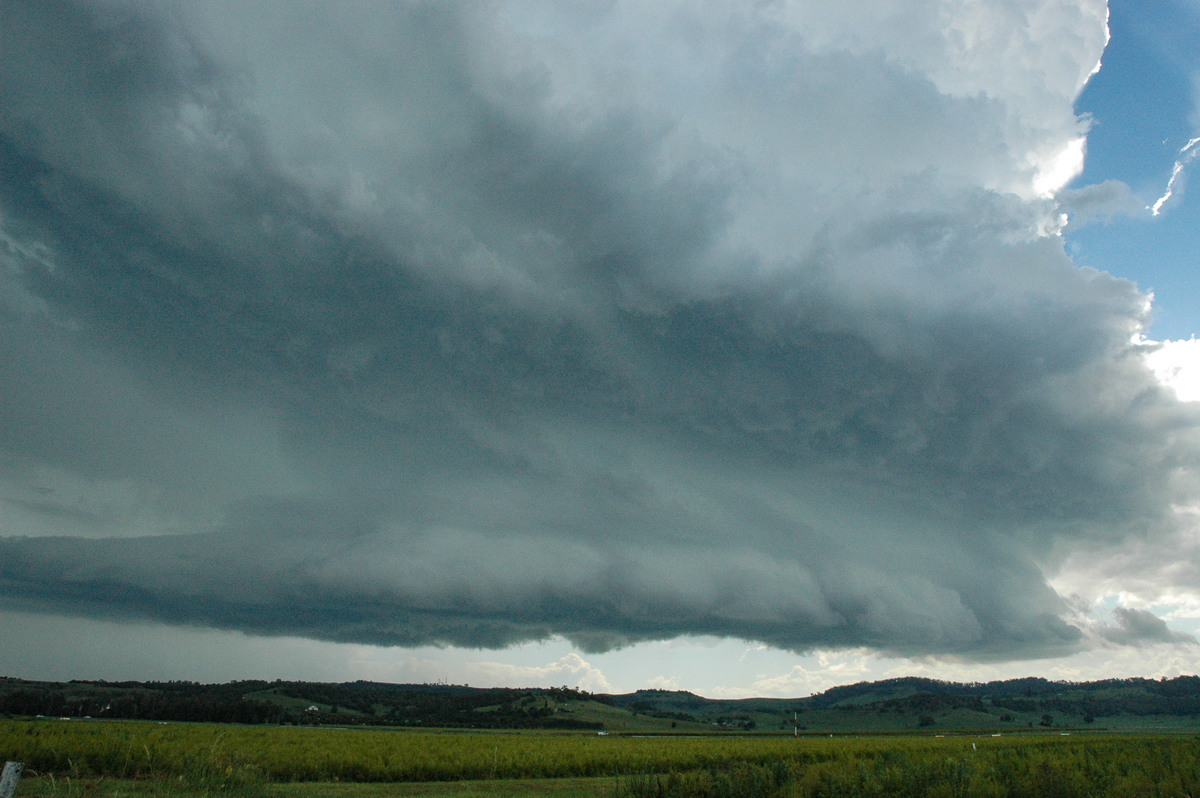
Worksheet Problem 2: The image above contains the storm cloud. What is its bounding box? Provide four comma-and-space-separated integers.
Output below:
1, 0, 1197, 662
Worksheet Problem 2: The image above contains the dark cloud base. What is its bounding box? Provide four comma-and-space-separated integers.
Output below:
0, 524, 1082, 659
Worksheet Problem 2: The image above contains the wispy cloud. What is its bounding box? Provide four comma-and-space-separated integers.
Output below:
1150, 136, 1200, 215
1093, 607, 1198, 647
1056, 179, 1142, 228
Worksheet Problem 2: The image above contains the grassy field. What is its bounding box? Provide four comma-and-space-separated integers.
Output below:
4, 717, 1200, 797
13, 776, 619, 797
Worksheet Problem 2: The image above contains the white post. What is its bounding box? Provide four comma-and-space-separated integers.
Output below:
0, 761, 22, 798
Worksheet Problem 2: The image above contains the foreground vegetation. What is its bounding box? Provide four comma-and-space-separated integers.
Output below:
4, 718, 1200, 797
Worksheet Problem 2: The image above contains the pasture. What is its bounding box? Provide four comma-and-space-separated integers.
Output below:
3, 718, 1200, 796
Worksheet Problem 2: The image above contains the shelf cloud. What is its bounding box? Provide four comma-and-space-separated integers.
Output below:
1, 0, 1197, 663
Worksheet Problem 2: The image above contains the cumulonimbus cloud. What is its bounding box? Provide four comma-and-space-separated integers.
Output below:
0, 0, 1196, 662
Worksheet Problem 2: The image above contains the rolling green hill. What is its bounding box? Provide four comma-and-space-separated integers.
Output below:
2, 674, 1199, 732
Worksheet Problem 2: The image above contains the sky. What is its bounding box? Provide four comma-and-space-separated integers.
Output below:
1, 0, 1200, 699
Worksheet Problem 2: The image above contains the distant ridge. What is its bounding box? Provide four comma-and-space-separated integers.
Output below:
2, 674, 1198, 732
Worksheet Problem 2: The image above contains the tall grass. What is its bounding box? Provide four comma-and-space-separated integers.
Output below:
4, 719, 1200, 797
0, 721, 842, 782
615, 736, 1200, 797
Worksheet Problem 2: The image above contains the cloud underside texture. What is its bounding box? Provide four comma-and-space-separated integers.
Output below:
0, 0, 1197, 660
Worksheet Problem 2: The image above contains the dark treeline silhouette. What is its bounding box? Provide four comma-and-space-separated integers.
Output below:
3, 674, 1200, 729
0, 677, 603, 728
801, 675, 1200, 720
0, 680, 285, 724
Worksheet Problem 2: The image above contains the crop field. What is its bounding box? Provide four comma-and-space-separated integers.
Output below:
3, 718, 1200, 797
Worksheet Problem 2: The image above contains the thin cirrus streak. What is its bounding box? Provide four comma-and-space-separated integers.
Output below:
1150, 136, 1200, 216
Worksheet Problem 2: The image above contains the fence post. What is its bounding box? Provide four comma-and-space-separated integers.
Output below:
0, 761, 22, 798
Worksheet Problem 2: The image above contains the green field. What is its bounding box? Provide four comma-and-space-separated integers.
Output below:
4, 718, 1200, 797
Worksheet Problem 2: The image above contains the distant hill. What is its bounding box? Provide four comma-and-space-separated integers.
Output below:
2, 674, 1199, 732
